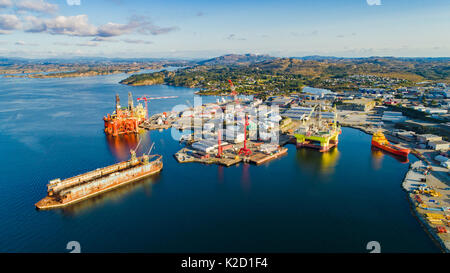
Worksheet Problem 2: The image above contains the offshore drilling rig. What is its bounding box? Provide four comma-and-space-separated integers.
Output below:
103, 92, 146, 136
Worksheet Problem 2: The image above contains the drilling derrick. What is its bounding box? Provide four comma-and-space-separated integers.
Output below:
128, 92, 134, 111
116, 94, 121, 114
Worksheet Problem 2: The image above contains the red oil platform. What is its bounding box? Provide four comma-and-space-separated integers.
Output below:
238, 114, 252, 156
104, 92, 146, 137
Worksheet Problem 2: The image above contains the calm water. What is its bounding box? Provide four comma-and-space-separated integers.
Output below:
0, 73, 440, 253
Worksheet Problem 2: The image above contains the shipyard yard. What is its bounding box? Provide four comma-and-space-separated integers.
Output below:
123, 87, 450, 252
131, 93, 341, 168
0, 58, 449, 253
95, 75, 450, 253
0, 0, 449, 264
0, 71, 446, 253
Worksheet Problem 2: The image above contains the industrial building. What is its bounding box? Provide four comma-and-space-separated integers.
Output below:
336, 98, 376, 112
281, 106, 314, 121
428, 140, 450, 151
417, 134, 442, 144
382, 111, 406, 123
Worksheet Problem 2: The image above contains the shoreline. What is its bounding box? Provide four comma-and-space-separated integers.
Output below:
343, 124, 449, 253
401, 161, 450, 253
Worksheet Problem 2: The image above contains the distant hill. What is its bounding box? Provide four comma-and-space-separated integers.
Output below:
0, 56, 192, 65
251, 57, 450, 81
294, 56, 450, 62
196, 53, 276, 66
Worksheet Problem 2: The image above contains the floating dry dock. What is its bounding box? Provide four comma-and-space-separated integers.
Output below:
35, 152, 163, 210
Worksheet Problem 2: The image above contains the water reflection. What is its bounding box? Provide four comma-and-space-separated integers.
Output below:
370, 147, 384, 170
295, 147, 340, 176
58, 174, 161, 216
106, 134, 139, 161
217, 165, 224, 183
370, 146, 409, 167
105, 132, 153, 161
241, 163, 251, 191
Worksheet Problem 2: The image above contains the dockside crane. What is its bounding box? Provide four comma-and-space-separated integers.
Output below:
238, 113, 252, 156
137, 96, 178, 120
301, 104, 318, 125
228, 79, 239, 103
216, 129, 223, 158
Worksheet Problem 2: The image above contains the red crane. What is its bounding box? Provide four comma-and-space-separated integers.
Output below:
137, 96, 178, 120
228, 79, 238, 103
216, 129, 223, 158
238, 114, 252, 156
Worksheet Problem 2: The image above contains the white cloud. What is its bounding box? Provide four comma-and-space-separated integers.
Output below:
76, 41, 98, 47
97, 22, 133, 37
131, 15, 179, 35
0, 0, 13, 9
98, 16, 178, 37
25, 15, 98, 36
91, 37, 118, 42
122, 39, 153, 45
139, 24, 178, 35
0, 14, 21, 33
17, 0, 58, 13
22, 14, 177, 38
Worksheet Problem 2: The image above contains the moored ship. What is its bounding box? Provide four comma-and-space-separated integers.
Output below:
35, 149, 162, 210
371, 131, 410, 158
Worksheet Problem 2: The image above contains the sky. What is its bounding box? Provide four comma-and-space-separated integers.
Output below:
0, 0, 449, 59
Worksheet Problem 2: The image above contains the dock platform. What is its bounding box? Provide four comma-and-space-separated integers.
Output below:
248, 147, 288, 165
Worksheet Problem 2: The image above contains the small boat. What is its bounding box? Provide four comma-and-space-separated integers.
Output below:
371, 131, 410, 158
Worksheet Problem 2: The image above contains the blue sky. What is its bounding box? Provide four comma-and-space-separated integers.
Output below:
0, 0, 449, 58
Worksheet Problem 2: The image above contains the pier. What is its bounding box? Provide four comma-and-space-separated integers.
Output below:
174, 141, 289, 167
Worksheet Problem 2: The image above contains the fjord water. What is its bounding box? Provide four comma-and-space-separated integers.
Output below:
0, 73, 439, 253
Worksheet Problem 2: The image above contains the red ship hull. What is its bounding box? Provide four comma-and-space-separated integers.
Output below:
371, 140, 410, 158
